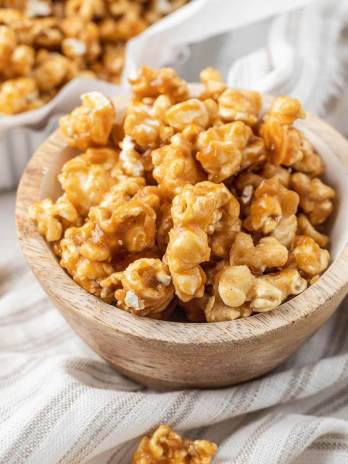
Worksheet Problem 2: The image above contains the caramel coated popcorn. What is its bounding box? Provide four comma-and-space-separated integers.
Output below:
0, 1, 190, 114
132, 425, 217, 464
101, 258, 174, 317
31, 66, 335, 322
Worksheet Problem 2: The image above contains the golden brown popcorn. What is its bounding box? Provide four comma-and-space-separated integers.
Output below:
260, 96, 305, 165
118, 136, 145, 177
100, 44, 124, 83
60, 221, 114, 296
292, 235, 330, 277
96, 176, 145, 211
124, 110, 172, 148
91, 198, 157, 253
171, 181, 241, 260
108, 8, 147, 41
218, 88, 261, 126
251, 268, 307, 312
266, 96, 305, 125
0, 24, 16, 69
0, 8, 23, 25
202, 97, 221, 126
205, 265, 254, 322
297, 213, 328, 248
235, 171, 263, 192
34, 50, 71, 92
144, 0, 189, 23
209, 195, 241, 258
133, 185, 163, 213
230, 232, 288, 273
9, 44, 34, 76
60, 16, 100, 61
29, 195, 80, 242
64, 0, 105, 21
102, 258, 174, 316
200, 66, 226, 99
171, 126, 203, 148
171, 181, 232, 231
98, 8, 146, 43
271, 215, 298, 249
58, 148, 121, 216
31, 17, 62, 48
152, 143, 204, 197
156, 202, 173, 252
59, 92, 115, 150
244, 177, 299, 234
240, 135, 266, 170
166, 225, 209, 302
61, 37, 86, 60
293, 137, 324, 177
196, 121, 252, 182
132, 424, 217, 464
129, 66, 189, 102
24, 0, 53, 18
235, 172, 262, 209
165, 98, 209, 131
0, 77, 39, 114
205, 265, 307, 319
261, 163, 291, 187
151, 94, 172, 120
291, 172, 335, 225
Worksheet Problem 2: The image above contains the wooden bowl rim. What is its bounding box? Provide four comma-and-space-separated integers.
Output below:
16, 110, 348, 346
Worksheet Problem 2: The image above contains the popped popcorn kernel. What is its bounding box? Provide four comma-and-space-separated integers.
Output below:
59, 91, 115, 150
132, 425, 217, 464
260, 96, 306, 166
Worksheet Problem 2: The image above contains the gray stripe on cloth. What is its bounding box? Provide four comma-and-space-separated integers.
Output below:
2, 327, 73, 352
310, 437, 348, 452
164, 391, 200, 428
2, 383, 86, 464
229, 413, 284, 464
0, 298, 50, 327
0, 358, 42, 387
279, 365, 315, 403
311, 385, 348, 417
107, 441, 137, 464
307, 360, 348, 416
277, 418, 323, 464
59, 394, 144, 464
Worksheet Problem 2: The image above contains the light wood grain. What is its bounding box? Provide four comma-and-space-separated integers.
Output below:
16, 107, 348, 390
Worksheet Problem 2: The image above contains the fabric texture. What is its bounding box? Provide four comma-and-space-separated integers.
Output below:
2, 0, 348, 462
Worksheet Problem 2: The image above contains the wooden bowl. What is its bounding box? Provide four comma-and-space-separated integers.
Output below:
16, 102, 348, 390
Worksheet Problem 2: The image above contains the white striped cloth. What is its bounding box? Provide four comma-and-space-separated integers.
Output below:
2, 213, 348, 463
2, 0, 348, 462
